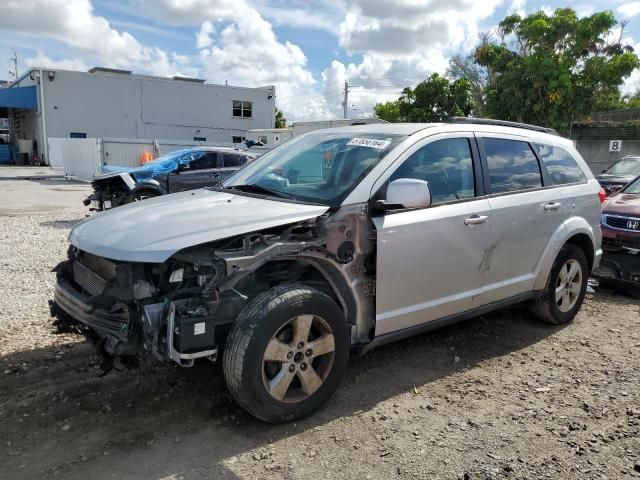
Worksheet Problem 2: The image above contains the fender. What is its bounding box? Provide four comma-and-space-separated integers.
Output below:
532, 216, 601, 290
130, 178, 167, 196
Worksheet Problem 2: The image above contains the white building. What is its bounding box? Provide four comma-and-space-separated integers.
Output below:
0, 67, 276, 165
246, 128, 294, 146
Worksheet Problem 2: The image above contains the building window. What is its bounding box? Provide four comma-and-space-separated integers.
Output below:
69, 132, 87, 138
232, 136, 245, 144
233, 100, 252, 118
193, 136, 206, 142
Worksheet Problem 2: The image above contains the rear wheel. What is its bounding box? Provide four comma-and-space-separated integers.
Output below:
531, 244, 589, 325
223, 285, 349, 423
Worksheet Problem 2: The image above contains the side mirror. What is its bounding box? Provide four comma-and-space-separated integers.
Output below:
379, 178, 432, 210
601, 169, 607, 174
178, 162, 190, 172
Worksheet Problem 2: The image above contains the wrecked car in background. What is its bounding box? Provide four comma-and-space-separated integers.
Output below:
595, 175, 640, 295
597, 155, 640, 196
52, 120, 602, 423
84, 147, 257, 211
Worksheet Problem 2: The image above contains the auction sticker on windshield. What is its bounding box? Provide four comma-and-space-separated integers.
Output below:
346, 138, 392, 150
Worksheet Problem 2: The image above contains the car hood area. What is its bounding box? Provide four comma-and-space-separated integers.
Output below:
603, 193, 640, 216
69, 189, 329, 262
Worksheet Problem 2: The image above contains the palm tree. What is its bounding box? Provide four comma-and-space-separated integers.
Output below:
399, 87, 415, 105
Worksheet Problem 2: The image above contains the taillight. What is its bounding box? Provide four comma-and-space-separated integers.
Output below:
598, 187, 606, 204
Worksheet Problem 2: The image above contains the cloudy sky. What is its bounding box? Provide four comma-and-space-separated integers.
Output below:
1, 0, 640, 121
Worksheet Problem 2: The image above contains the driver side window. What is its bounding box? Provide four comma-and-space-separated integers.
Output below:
189, 152, 219, 170
390, 138, 475, 204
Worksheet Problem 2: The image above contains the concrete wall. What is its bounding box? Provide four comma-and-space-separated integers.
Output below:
574, 140, 640, 174
36, 70, 275, 143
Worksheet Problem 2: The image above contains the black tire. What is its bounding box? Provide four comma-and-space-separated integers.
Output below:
223, 285, 349, 423
125, 190, 158, 204
531, 244, 589, 325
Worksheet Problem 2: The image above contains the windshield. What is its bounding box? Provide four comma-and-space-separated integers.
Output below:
222, 132, 407, 205
605, 157, 640, 175
623, 176, 640, 194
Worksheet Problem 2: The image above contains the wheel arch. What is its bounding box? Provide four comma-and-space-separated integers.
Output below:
128, 184, 165, 198
248, 256, 366, 343
533, 217, 598, 290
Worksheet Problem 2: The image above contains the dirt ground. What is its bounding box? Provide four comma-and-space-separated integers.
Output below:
1, 180, 639, 480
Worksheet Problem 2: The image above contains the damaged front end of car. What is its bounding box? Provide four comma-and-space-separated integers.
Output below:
50, 204, 376, 368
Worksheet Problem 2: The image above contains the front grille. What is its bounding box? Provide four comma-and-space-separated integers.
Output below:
605, 215, 640, 232
73, 261, 107, 296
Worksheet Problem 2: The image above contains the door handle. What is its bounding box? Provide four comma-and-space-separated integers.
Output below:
464, 215, 488, 226
544, 202, 562, 212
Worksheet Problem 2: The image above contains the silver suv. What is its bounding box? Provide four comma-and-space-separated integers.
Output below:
51, 120, 603, 422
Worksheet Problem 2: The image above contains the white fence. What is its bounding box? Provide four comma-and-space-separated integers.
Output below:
48, 137, 101, 180
48, 137, 272, 180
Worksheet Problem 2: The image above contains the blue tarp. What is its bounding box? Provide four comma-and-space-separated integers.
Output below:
98, 149, 207, 179
0, 85, 38, 110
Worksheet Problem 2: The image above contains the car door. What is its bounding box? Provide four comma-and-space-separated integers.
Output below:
475, 134, 567, 304
168, 152, 221, 192
372, 133, 492, 336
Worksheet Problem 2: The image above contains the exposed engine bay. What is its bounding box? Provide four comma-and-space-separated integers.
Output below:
51, 205, 376, 369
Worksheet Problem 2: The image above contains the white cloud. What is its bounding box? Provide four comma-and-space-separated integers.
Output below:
0, 0, 192, 77
25, 52, 89, 71
140, 0, 251, 25
315, 0, 502, 118
618, 1, 640, 18
144, 0, 323, 121
254, 0, 344, 35
196, 21, 215, 49
508, 0, 526, 16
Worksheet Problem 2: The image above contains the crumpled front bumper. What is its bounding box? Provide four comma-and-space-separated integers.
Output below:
51, 279, 141, 355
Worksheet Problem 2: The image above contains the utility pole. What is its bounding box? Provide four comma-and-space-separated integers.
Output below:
342, 81, 349, 119
9, 52, 18, 81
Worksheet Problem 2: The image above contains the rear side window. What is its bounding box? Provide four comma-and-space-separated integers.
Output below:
390, 138, 475, 204
535, 144, 587, 185
222, 153, 246, 167
484, 138, 542, 194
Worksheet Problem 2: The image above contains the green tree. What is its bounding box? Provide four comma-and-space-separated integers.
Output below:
374, 73, 474, 122
275, 108, 287, 128
447, 53, 488, 116
475, 8, 639, 131
374, 100, 401, 122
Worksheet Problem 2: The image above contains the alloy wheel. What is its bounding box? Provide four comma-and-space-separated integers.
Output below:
262, 314, 336, 403
555, 259, 583, 313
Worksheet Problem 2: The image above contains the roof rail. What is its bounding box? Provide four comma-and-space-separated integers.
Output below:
448, 117, 558, 135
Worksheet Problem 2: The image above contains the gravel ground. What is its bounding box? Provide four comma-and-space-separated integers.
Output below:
1, 203, 639, 480
0, 208, 87, 355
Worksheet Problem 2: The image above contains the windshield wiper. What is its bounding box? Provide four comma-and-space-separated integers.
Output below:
227, 184, 295, 199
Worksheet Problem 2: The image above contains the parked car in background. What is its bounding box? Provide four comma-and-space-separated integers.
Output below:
597, 175, 640, 290
597, 155, 640, 195
84, 147, 257, 211
53, 120, 603, 422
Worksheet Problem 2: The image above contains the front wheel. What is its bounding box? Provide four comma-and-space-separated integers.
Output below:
531, 244, 589, 325
125, 190, 158, 204
223, 285, 349, 423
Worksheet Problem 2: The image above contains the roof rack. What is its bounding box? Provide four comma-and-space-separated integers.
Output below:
448, 117, 558, 135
